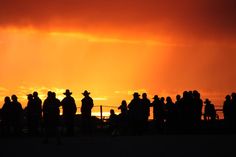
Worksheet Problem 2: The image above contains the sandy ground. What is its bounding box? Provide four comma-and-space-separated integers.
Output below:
0, 134, 235, 157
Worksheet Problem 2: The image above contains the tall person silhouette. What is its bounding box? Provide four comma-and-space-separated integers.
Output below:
26, 92, 42, 135
1, 96, 12, 136
81, 90, 94, 134
141, 93, 151, 131
11, 95, 23, 135
26, 94, 34, 135
61, 89, 77, 136
32, 91, 42, 134
43, 91, 61, 144
128, 92, 143, 135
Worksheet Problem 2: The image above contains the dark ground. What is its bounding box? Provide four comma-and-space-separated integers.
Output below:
0, 134, 235, 157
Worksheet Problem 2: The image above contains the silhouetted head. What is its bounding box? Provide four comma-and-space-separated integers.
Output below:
27, 94, 33, 100
142, 93, 147, 99
232, 93, 236, 100
47, 91, 53, 98
4, 96, 11, 104
160, 97, 165, 103
33, 91, 38, 97
63, 89, 72, 96
110, 109, 115, 115
11, 95, 18, 102
226, 95, 231, 101
176, 95, 181, 101
153, 95, 159, 100
166, 97, 172, 103
204, 99, 211, 104
52, 92, 56, 98
133, 92, 140, 99
82, 90, 90, 96
183, 91, 188, 98
118, 100, 127, 110
193, 90, 200, 99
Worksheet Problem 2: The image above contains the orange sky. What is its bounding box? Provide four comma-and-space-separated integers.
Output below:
0, 0, 236, 110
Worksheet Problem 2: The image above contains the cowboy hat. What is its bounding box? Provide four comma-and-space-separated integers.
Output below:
82, 90, 90, 96
63, 89, 72, 95
133, 92, 140, 97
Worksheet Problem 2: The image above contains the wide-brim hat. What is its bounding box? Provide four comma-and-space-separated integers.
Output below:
133, 92, 140, 97
82, 90, 90, 96
64, 89, 72, 95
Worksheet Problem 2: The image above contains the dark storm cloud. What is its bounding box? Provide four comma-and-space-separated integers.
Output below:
1, 0, 236, 41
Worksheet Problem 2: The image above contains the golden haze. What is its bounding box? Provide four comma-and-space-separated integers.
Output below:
0, 28, 236, 112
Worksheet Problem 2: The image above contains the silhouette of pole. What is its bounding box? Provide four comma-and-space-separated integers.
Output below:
100, 105, 103, 121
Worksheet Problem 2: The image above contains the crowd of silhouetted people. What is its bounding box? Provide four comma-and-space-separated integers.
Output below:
1, 89, 236, 139
108, 91, 236, 135
0, 89, 94, 143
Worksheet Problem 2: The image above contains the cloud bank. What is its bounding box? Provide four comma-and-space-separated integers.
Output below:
1, 0, 236, 41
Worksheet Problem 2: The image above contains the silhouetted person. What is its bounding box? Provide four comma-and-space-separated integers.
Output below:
141, 93, 151, 129
32, 91, 43, 134
193, 90, 203, 126
181, 91, 194, 128
223, 95, 232, 128
204, 99, 216, 121
165, 97, 178, 129
152, 95, 159, 120
25, 94, 34, 135
25, 93, 42, 135
152, 95, 165, 130
10, 95, 23, 135
108, 109, 118, 136
160, 97, 166, 111
81, 90, 94, 134
1, 96, 12, 136
128, 92, 143, 135
43, 91, 61, 144
175, 95, 181, 109
160, 97, 166, 120
175, 95, 182, 126
61, 89, 77, 136
118, 100, 129, 135
118, 100, 128, 116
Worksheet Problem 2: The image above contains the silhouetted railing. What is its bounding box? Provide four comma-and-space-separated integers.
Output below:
59, 105, 121, 121
215, 108, 223, 120
61, 106, 224, 121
